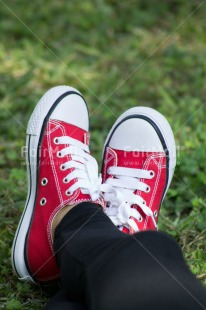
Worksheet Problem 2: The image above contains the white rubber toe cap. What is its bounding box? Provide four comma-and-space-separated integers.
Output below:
50, 93, 89, 131
109, 118, 164, 152
27, 86, 89, 135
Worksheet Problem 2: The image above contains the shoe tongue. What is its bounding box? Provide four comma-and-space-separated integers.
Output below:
103, 146, 154, 181
55, 120, 90, 146
113, 148, 151, 169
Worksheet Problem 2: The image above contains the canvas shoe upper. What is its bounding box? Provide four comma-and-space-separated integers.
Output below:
11, 86, 104, 283
101, 107, 176, 234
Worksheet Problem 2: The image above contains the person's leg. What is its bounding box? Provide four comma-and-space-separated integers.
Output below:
53, 202, 206, 310
49, 106, 205, 309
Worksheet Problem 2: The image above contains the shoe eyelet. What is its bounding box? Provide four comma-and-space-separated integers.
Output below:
40, 198, 47, 206
41, 178, 48, 186
54, 137, 59, 144
149, 170, 155, 177
57, 151, 62, 158
142, 200, 146, 205
145, 186, 150, 193
138, 216, 143, 222
154, 210, 158, 218
60, 164, 66, 171
63, 177, 69, 183
66, 189, 72, 196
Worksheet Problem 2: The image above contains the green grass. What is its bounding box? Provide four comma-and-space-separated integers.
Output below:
0, 0, 206, 308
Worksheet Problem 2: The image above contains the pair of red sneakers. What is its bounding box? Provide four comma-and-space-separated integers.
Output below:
11, 86, 176, 283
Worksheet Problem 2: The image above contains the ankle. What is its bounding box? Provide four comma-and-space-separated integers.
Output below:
52, 204, 76, 240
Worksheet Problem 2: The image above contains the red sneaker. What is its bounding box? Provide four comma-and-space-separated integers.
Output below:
101, 107, 176, 234
11, 86, 104, 283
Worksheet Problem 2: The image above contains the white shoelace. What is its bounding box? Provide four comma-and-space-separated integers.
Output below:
101, 166, 157, 232
55, 136, 102, 201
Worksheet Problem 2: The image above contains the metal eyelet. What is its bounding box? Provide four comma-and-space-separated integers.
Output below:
54, 137, 59, 144
63, 177, 69, 183
60, 164, 66, 171
154, 210, 158, 218
65, 189, 72, 196
149, 170, 155, 177
40, 198, 47, 206
57, 151, 62, 158
145, 186, 150, 193
142, 200, 146, 205
41, 178, 48, 186
138, 216, 143, 222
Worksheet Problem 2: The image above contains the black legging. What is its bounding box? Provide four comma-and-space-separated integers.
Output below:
45, 203, 206, 310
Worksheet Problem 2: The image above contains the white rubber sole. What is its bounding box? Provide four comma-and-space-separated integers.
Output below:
11, 86, 82, 283
102, 107, 176, 195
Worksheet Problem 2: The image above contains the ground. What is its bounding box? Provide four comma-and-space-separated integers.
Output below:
0, 1, 206, 309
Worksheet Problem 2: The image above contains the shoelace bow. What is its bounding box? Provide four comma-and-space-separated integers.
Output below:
100, 166, 157, 232
55, 136, 102, 201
